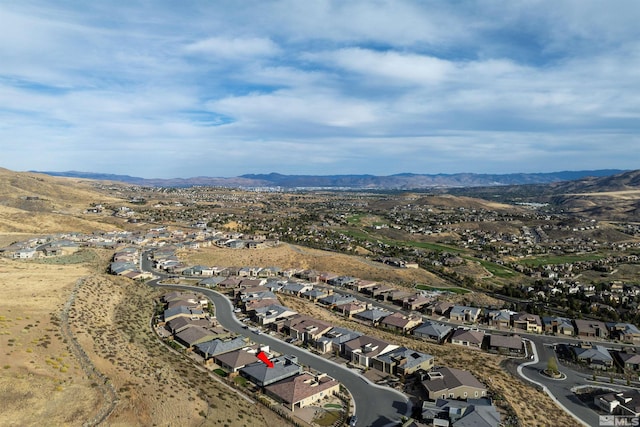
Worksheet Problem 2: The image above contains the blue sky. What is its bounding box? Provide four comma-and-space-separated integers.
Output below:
1, 1, 639, 178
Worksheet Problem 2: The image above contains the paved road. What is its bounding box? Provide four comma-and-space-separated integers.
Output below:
142, 255, 410, 427
152, 282, 411, 427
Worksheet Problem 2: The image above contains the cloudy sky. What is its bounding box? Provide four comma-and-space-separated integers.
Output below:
1, 1, 639, 178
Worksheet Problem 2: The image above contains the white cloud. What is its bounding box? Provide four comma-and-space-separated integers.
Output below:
184, 37, 280, 58
0, 1, 639, 177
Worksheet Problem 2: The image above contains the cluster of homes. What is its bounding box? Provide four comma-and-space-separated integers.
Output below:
158, 291, 343, 413
157, 290, 501, 425
1, 235, 80, 259
2, 225, 278, 262
146, 246, 640, 375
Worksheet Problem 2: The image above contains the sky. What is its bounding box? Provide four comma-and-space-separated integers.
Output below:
1, 1, 639, 178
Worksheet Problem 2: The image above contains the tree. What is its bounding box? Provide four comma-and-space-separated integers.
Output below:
546, 356, 559, 376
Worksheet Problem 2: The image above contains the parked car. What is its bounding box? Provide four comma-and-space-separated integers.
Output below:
349, 415, 357, 426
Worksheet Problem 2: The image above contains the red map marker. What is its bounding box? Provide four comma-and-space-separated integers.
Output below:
256, 351, 274, 368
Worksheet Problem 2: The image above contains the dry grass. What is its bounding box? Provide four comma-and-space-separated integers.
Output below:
0, 243, 290, 426
0, 257, 103, 426
183, 244, 453, 288
69, 275, 286, 427
0, 168, 127, 234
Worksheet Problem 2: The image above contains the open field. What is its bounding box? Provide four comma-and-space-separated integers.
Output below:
0, 257, 103, 426
0, 244, 289, 426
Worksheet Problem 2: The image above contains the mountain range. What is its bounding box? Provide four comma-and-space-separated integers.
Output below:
31, 169, 627, 190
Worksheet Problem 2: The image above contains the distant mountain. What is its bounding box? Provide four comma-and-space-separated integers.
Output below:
545, 169, 640, 193
32, 169, 627, 189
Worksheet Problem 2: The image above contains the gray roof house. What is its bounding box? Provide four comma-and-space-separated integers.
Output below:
318, 293, 356, 307
449, 306, 482, 323
422, 398, 501, 427
543, 316, 575, 336
194, 336, 248, 359
343, 335, 398, 368
353, 308, 393, 325
422, 367, 487, 401
316, 327, 363, 354
413, 321, 453, 344
615, 352, 640, 371
240, 354, 302, 387
574, 344, 613, 369
281, 282, 314, 296
607, 322, 640, 343
371, 347, 435, 376
254, 304, 298, 325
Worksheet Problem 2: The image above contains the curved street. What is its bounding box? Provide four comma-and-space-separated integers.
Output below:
144, 263, 411, 427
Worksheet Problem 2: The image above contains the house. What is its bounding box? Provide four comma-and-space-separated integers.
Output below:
318, 293, 356, 307
12, 248, 37, 259
450, 328, 485, 349
334, 301, 368, 318
165, 317, 210, 335
430, 301, 454, 317
328, 276, 358, 288
284, 316, 333, 344
511, 312, 542, 334
421, 398, 501, 427
487, 310, 515, 329
421, 367, 487, 401
175, 325, 223, 348
162, 291, 202, 304
244, 298, 280, 313
343, 335, 398, 368
615, 351, 640, 371
240, 354, 302, 387
301, 287, 331, 301
194, 337, 248, 360
388, 289, 415, 304
182, 265, 214, 276
488, 334, 524, 355
594, 390, 640, 417
281, 281, 314, 296
574, 319, 609, 339
573, 344, 613, 369
379, 312, 422, 334
215, 348, 260, 373
316, 327, 362, 354
607, 322, 640, 343
413, 321, 453, 344
371, 347, 435, 376
542, 316, 575, 336
265, 372, 340, 412
198, 277, 226, 288
403, 294, 432, 311
163, 306, 206, 322
351, 280, 377, 292
353, 308, 393, 325
367, 284, 396, 299
449, 306, 482, 323
254, 304, 298, 326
